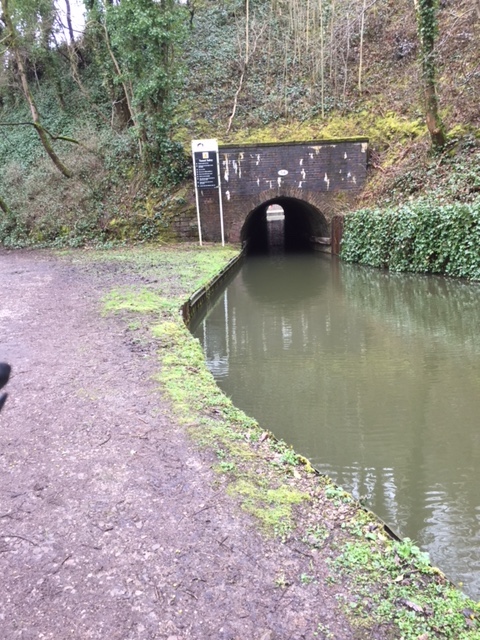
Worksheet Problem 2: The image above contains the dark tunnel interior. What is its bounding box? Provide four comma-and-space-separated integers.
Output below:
241, 197, 329, 255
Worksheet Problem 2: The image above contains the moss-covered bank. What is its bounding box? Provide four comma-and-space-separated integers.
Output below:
64, 243, 480, 639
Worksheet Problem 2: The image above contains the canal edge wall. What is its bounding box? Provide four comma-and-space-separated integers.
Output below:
182, 250, 245, 327
180, 250, 403, 546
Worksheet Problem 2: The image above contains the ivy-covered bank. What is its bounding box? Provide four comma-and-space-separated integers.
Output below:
341, 199, 480, 281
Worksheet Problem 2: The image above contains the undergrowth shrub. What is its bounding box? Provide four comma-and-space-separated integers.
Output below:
0, 124, 112, 247
341, 198, 480, 280
0, 120, 182, 247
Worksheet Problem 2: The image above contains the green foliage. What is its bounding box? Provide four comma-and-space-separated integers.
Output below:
148, 129, 190, 187
177, 2, 244, 129
280, 448, 299, 466
5, 0, 56, 57
341, 198, 480, 280
218, 460, 236, 473
387, 137, 480, 203
84, 0, 189, 181
0, 110, 137, 247
107, 0, 177, 108
335, 535, 480, 639
102, 288, 175, 315
178, 0, 349, 136
0, 0, 478, 247
303, 524, 329, 548
227, 478, 309, 538
394, 537, 431, 567
324, 484, 353, 505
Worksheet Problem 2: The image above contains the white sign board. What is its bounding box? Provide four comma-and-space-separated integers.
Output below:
191, 139, 225, 246
192, 139, 219, 190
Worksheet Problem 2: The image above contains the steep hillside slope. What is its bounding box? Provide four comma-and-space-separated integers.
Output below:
0, 0, 479, 245
178, 0, 480, 202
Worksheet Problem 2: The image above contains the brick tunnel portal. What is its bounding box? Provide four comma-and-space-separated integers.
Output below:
241, 197, 329, 254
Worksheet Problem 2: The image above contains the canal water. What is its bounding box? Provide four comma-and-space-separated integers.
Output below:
191, 253, 480, 599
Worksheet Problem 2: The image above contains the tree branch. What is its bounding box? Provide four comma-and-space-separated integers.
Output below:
0, 121, 79, 144
226, 16, 265, 133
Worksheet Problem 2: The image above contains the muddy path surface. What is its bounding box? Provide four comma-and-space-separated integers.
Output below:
0, 249, 363, 640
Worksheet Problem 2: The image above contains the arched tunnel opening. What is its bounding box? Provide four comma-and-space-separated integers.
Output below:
241, 197, 329, 255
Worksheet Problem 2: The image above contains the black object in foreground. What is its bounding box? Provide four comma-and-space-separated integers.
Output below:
0, 362, 11, 412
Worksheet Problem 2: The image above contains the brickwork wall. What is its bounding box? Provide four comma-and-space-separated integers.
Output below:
194, 139, 368, 243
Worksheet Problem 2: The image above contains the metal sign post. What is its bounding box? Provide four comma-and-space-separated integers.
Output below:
191, 144, 204, 246
191, 139, 225, 246
215, 150, 225, 247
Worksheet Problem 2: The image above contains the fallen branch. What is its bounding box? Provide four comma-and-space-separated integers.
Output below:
0, 533, 38, 546
98, 433, 112, 446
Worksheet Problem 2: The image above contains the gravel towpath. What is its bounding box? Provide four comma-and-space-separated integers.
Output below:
0, 249, 361, 640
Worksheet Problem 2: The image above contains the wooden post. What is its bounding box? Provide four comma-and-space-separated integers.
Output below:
331, 215, 344, 255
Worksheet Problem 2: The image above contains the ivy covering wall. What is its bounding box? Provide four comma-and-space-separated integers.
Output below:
340, 200, 480, 281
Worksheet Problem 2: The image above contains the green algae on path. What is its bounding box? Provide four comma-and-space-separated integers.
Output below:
91, 243, 480, 639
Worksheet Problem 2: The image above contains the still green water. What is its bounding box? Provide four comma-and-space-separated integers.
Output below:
192, 253, 480, 598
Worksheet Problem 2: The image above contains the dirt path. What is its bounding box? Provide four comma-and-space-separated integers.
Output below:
0, 250, 362, 640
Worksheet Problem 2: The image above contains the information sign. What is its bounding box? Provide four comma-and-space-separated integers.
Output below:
194, 150, 219, 189
191, 139, 225, 246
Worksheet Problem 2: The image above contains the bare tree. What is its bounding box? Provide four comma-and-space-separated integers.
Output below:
358, 0, 367, 93
319, 0, 325, 117
227, 0, 265, 132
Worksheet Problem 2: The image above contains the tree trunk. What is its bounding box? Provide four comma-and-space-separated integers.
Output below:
101, 15, 145, 156
245, 0, 249, 63
319, 0, 325, 117
358, 0, 367, 93
64, 0, 76, 45
415, 0, 447, 149
227, 0, 249, 133
424, 82, 446, 148
1, 0, 73, 177
342, 13, 350, 106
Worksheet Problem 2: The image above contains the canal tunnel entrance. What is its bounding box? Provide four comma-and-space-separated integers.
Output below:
241, 197, 329, 255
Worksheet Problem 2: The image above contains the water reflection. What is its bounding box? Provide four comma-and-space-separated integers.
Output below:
192, 254, 480, 598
